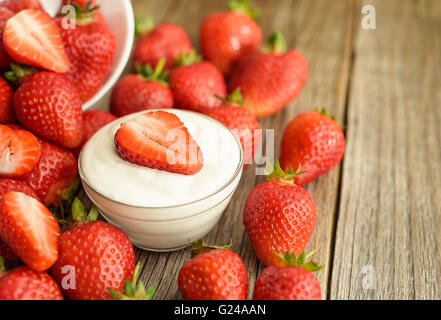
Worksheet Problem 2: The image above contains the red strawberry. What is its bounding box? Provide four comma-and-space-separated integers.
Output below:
3, 9, 70, 73
51, 198, 135, 300
0, 177, 40, 263
253, 251, 322, 300
14, 71, 83, 149
200, 0, 262, 76
205, 89, 260, 168
132, 19, 193, 71
74, 109, 117, 156
19, 137, 78, 207
0, 0, 42, 13
0, 6, 14, 70
115, 110, 204, 175
280, 110, 345, 186
178, 239, 248, 300
0, 178, 40, 262
169, 51, 226, 113
110, 58, 174, 117
0, 76, 14, 123
0, 177, 39, 200
56, 5, 116, 103
229, 32, 308, 118
0, 263, 63, 300
0, 125, 41, 178
0, 191, 60, 271
243, 161, 317, 267
61, 0, 105, 24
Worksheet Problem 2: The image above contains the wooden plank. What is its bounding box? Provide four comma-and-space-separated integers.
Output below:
330, 0, 441, 299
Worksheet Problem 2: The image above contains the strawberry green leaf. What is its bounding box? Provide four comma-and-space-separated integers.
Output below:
135, 15, 154, 38
262, 31, 287, 54
228, 0, 260, 21
190, 238, 233, 258
274, 250, 324, 272
265, 160, 305, 182
109, 263, 156, 300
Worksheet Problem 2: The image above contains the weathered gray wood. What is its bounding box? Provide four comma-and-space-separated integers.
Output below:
330, 0, 441, 299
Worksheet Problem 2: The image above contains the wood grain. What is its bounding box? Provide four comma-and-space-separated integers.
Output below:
330, 0, 441, 299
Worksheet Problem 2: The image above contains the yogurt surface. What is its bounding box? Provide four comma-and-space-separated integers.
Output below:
80, 109, 242, 207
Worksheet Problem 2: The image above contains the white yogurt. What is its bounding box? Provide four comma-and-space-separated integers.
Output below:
80, 109, 241, 207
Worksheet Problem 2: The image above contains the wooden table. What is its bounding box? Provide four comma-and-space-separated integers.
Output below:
88, 0, 441, 300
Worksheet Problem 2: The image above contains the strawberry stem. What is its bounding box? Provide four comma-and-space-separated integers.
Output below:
135, 15, 154, 38
4, 63, 39, 87
228, 0, 259, 20
316, 108, 345, 129
190, 239, 232, 258
0, 256, 5, 274
63, 1, 100, 26
134, 58, 169, 86
215, 88, 244, 106
274, 250, 324, 272
72, 198, 99, 223
109, 263, 156, 300
262, 31, 287, 54
173, 50, 202, 67
265, 160, 305, 183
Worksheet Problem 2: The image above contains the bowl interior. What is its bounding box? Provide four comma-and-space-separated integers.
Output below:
4, 0, 135, 110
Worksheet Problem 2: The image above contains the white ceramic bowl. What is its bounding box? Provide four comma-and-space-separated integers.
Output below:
78, 110, 244, 252
1, 0, 135, 110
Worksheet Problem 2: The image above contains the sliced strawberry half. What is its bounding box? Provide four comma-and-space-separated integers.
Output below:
0, 191, 60, 271
115, 111, 204, 175
0, 125, 41, 178
3, 9, 70, 73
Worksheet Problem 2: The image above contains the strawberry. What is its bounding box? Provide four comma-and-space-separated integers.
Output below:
200, 0, 262, 76
178, 239, 248, 300
115, 110, 204, 175
51, 198, 135, 300
0, 125, 41, 178
280, 110, 345, 186
0, 191, 60, 271
0, 6, 14, 70
110, 58, 174, 117
0, 0, 42, 13
0, 177, 39, 200
132, 18, 193, 71
3, 9, 70, 73
0, 178, 40, 263
14, 71, 83, 149
74, 109, 117, 156
229, 32, 308, 118
243, 161, 317, 267
19, 137, 78, 207
253, 251, 322, 300
205, 89, 260, 168
169, 51, 226, 113
61, 0, 105, 24
0, 76, 14, 123
0, 260, 63, 300
56, 5, 116, 103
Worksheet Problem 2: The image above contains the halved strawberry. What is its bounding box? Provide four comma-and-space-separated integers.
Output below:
0, 0, 42, 13
115, 111, 204, 175
3, 9, 70, 73
0, 191, 60, 271
0, 125, 41, 178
